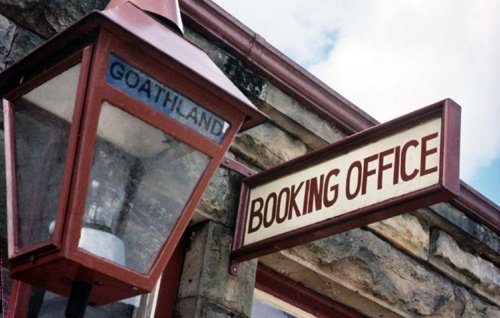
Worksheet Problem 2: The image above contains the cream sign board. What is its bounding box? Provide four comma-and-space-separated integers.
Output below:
232, 100, 461, 262
244, 118, 440, 245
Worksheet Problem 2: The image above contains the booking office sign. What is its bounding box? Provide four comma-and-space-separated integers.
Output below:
232, 100, 461, 264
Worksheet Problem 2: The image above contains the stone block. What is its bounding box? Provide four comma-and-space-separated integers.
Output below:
185, 28, 345, 150
0, 21, 43, 70
454, 285, 500, 317
193, 167, 243, 228
367, 212, 429, 260
178, 221, 257, 317
231, 122, 307, 170
260, 250, 408, 318
430, 203, 499, 257
430, 229, 500, 304
260, 81, 345, 146
0, 0, 107, 38
0, 14, 16, 70
262, 228, 457, 317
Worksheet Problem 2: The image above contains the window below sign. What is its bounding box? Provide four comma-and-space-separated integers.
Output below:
11, 282, 142, 318
254, 265, 364, 318
252, 289, 317, 318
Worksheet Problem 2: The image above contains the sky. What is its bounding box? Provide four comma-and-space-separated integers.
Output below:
213, 0, 500, 206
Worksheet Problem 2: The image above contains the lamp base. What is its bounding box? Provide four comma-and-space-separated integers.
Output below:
78, 227, 126, 267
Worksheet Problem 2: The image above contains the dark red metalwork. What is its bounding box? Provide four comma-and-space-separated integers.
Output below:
0, 4, 265, 129
3, 99, 16, 260
153, 230, 188, 318
6, 235, 188, 317
221, 156, 257, 177
101, 3, 265, 130
4, 48, 92, 264
107, 0, 184, 34
451, 181, 500, 232
7, 280, 31, 318
0, 2, 266, 306
232, 99, 461, 262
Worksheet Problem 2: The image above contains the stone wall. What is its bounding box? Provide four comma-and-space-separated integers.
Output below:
181, 12, 500, 318
0, 1, 499, 318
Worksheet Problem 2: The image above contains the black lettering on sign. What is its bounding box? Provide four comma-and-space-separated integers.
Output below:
105, 54, 230, 143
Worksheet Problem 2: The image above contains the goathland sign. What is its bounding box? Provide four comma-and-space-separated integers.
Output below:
232, 99, 461, 262
106, 54, 230, 143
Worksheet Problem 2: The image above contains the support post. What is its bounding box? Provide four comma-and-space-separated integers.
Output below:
65, 281, 92, 318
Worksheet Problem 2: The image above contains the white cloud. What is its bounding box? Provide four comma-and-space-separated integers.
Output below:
214, 0, 500, 182
213, 0, 341, 66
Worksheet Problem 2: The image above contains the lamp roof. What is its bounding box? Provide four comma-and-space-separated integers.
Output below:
106, 0, 184, 35
0, 2, 267, 130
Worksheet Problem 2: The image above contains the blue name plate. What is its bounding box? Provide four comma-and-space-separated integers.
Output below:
105, 54, 229, 144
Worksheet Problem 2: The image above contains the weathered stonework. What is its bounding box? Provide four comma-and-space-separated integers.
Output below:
258, 212, 499, 317
367, 212, 430, 260
0, 14, 16, 69
454, 286, 500, 317
0, 1, 498, 317
430, 203, 500, 258
263, 228, 458, 317
193, 165, 243, 228
0, 0, 107, 38
257, 80, 345, 146
231, 122, 308, 170
0, 13, 44, 71
431, 229, 500, 304
177, 221, 257, 317
185, 28, 345, 150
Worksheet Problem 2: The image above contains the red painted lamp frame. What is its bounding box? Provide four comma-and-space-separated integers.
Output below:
1, 3, 265, 305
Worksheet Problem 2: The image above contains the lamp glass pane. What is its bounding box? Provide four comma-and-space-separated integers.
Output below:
13, 63, 81, 248
79, 101, 210, 273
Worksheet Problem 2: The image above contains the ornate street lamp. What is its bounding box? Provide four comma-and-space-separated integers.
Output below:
0, 0, 266, 315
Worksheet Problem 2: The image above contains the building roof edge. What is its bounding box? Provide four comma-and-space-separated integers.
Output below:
180, 0, 499, 233
179, 0, 378, 135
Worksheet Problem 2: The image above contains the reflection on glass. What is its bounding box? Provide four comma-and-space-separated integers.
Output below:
79, 102, 210, 273
252, 289, 316, 318
252, 298, 297, 318
13, 63, 81, 248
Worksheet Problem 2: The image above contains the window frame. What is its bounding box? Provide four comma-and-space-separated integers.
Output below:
255, 265, 366, 318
